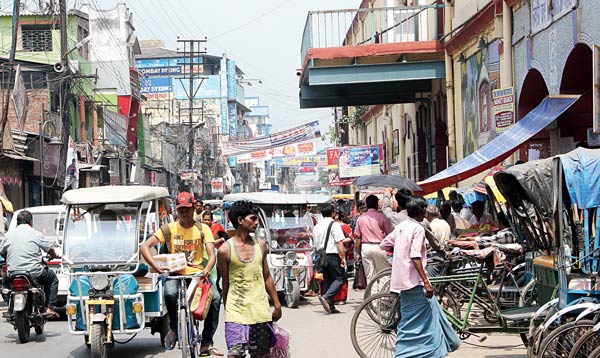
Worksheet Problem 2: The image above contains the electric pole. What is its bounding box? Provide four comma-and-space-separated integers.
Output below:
0, 0, 20, 152
177, 38, 207, 170
58, 0, 72, 189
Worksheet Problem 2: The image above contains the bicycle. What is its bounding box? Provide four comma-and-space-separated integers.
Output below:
163, 273, 204, 358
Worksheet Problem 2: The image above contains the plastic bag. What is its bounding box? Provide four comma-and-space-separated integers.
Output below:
268, 324, 291, 358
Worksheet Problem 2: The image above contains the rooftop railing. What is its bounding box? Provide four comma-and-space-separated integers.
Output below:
301, 4, 445, 63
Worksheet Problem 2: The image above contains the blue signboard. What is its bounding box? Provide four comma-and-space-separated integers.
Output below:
228, 156, 237, 167
140, 77, 172, 94
138, 66, 183, 76
227, 60, 236, 101
229, 103, 237, 137
136, 58, 179, 69
172, 75, 221, 99
221, 100, 228, 133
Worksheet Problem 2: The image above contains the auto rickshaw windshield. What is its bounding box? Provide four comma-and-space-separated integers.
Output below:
63, 203, 140, 264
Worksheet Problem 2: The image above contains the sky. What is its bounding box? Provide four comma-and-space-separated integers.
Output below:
98, 0, 358, 139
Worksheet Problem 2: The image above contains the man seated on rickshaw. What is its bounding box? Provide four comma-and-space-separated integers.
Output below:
140, 192, 222, 356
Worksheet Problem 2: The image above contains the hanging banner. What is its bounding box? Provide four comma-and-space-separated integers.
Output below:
338, 144, 382, 178
594, 45, 600, 134
326, 148, 353, 186
280, 155, 327, 167
11, 64, 28, 131
233, 141, 317, 164
223, 121, 320, 156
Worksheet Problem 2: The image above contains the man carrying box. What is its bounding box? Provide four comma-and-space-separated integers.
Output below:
140, 191, 223, 356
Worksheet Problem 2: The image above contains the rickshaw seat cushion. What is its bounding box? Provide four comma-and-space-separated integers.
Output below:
532, 255, 556, 269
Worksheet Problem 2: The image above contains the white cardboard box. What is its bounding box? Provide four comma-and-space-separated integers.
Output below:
150, 253, 187, 272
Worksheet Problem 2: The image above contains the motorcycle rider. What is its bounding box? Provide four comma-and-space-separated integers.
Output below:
0, 210, 60, 318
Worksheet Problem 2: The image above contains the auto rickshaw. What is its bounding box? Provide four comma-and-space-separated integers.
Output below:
60, 186, 172, 358
223, 192, 329, 308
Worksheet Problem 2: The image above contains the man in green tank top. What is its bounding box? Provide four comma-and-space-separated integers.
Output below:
218, 200, 282, 357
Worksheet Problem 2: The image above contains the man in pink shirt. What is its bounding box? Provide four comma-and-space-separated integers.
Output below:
380, 197, 459, 357
354, 195, 393, 283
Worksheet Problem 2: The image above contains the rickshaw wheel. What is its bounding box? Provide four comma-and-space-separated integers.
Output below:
90, 323, 108, 358
285, 280, 300, 308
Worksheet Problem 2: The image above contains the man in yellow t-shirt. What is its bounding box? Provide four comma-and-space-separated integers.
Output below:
141, 192, 223, 356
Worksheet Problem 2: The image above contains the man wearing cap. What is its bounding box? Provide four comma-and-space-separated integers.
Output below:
140, 192, 223, 356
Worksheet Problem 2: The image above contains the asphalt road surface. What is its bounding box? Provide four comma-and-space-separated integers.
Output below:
0, 288, 527, 357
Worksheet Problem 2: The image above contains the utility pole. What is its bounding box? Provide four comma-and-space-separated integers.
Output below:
57, 0, 74, 194
177, 38, 207, 170
0, 0, 20, 152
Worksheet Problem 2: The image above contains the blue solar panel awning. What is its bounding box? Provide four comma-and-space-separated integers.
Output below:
418, 95, 580, 194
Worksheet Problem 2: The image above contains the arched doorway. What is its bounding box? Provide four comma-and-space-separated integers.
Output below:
518, 69, 550, 161
558, 43, 593, 148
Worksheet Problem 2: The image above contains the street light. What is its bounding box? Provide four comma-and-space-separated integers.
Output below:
39, 118, 62, 206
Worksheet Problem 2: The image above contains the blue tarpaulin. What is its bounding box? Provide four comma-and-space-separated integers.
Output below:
560, 147, 600, 209
418, 95, 580, 194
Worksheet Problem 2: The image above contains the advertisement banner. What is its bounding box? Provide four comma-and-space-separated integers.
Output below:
228, 103, 237, 137
338, 145, 382, 178
530, 0, 578, 34
298, 162, 317, 174
172, 75, 221, 99
138, 66, 183, 76
140, 77, 172, 94
227, 60, 237, 101
211, 178, 224, 195
235, 142, 317, 164
326, 148, 354, 186
492, 87, 515, 132
280, 155, 327, 167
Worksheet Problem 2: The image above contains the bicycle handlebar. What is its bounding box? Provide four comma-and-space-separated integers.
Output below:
161, 272, 206, 280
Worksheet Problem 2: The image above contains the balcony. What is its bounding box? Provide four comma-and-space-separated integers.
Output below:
299, 5, 446, 108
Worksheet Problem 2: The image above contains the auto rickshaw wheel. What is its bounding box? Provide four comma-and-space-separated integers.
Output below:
285, 280, 300, 308
90, 323, 108, 358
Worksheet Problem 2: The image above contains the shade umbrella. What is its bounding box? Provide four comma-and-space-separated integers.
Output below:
353, 174, 422, 192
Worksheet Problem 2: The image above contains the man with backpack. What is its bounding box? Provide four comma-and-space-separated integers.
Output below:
312, 203, 346, 314
140, 191, 223, 356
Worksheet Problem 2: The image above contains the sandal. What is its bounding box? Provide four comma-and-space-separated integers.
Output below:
164, 330, 177, 350
200, 347, 224, 356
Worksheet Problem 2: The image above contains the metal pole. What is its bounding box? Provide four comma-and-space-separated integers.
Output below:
40, 119, 44, 205
0, 0, 20, 151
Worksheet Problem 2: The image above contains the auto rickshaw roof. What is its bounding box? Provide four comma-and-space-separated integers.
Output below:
61, 186, 170, 205
223, 192, 317, 205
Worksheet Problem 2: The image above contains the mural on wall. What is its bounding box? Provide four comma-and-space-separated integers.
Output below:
461, 39, 501, 156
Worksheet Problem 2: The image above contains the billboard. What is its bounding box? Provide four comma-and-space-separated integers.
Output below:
172, 75, 221, 99
338, 144, 382, 178
326, 148, 353, 186
140, 77, 172, 94
492, 87, 515, 132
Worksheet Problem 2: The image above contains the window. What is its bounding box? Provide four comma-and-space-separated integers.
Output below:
22, 24, 54, 52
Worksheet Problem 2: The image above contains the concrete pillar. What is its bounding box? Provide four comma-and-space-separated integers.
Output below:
502, 0, 515, 165
92, 103, 99, 147
444, 1, 456, 165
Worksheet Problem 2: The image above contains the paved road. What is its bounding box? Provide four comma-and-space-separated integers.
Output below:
0, 288, 527, 357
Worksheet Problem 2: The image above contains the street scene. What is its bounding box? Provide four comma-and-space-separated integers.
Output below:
0, 0, 599, 358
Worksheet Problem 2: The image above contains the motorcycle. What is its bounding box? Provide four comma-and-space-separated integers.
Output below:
2, 272, 48, 343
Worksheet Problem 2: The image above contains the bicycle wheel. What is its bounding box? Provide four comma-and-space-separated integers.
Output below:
519, 279, 538, 308
568, 327, 600, 358
177, 308, 192, 358
350, 292, 399, 358
538, 320, 595, 358
589, 344, 600, 358
364, 268, 392, 299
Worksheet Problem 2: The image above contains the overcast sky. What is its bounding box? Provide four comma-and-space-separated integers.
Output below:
100, 0, 357, 138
